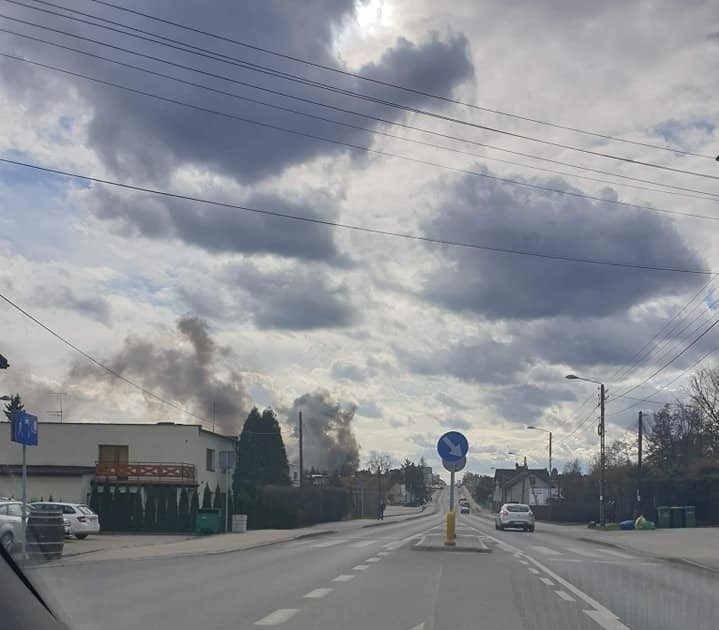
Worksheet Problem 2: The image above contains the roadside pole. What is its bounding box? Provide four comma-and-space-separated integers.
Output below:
438, 431, 468, 548
599, 383, 606, 527
445, 469, 456, 546
11, 410, 38, 559
21, 442, 27, 557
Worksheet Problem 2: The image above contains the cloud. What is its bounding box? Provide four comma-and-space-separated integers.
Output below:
448, 417, 473, 430
357, 399, 383, 418
331, 361, 371, 382
422, 172, 706, 320
32, 286, 111, 325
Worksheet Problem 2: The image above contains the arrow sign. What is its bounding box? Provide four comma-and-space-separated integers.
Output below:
437, 431, 469, 462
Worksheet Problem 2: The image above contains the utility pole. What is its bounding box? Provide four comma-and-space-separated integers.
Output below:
298, 411, 304, 488
298, 411, 304, 527
548, 431, 552, 474
637, 410, 643, 511
599, 383, 606, 527
212, 401, 216, 433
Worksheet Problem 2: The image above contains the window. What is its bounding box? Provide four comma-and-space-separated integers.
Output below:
206, 448, 215, 471
7, 503, 23, 517
98, 445, 129, 464
62, 505, 76, 515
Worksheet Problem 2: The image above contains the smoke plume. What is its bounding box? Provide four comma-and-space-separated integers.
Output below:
290, 391, 360, 475
68, 317, 250, 433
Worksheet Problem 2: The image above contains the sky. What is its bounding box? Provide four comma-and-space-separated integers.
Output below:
1, 0, 719, 478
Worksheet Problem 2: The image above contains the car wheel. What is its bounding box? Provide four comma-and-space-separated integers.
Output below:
75, 534, 88, 540
1, 532, 14, 553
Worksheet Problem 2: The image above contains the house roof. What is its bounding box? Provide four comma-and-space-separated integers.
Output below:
502, 468, 553, 489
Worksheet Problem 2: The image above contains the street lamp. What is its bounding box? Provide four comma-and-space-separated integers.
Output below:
566, 373, 606, 526
527, 426, 552, 473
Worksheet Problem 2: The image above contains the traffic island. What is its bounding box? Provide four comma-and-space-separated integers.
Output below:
413, 533, 491, 553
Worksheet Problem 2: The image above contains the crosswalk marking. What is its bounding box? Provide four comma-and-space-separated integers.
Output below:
310, 539, 348, 548
254, 609, 300, 626
349, 540, 377, 548
532, 545, 563, 556
598, 548, 634, 559
555, 590, 575, 602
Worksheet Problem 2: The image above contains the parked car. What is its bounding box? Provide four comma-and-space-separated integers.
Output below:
460, 504, 470, 514
63, 518, 71, 537
495, 503, 535, 532
0, 501, 30, 553
31, 502, 100, 539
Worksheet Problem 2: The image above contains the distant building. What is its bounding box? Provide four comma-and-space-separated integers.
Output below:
289, 462, 300, 487
422, 466, 433, 488
0, 421, 236, 504
493, 464, 556, 507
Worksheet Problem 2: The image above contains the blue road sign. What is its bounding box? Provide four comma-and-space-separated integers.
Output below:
11, 411, 38, 446
437, 431, 469, 462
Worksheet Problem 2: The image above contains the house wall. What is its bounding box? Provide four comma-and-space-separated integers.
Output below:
0, 473, 95, 504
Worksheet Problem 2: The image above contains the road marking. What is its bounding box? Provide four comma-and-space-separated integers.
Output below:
304, 588, 333, 599
539, 577, 555, 586
352, 564, 370, 571
565, 546, 601, 558
349, 540, 377, 548
546, 558, 582, 563
310, 539, 348, 548
254, 609, 300, 626
366, 557, 381, 563
377, 551, 391, 556
555, 590, 575, 602
532, 545, 562, 556
519, 560, 529, 565
407, 624, 425, 630
332, 574, 356, 583
584, 609, 631, 630
598, 548, 634, 559
383, 535, 421, 550
528, 567, 540, 575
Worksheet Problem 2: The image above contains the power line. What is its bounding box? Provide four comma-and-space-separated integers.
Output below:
0, 291, 209, 424
66, 0, 715, 160
5, 29, 718, 205
4, 5, 719, 181
1, 155, 715, 276
4, 52, 719, 229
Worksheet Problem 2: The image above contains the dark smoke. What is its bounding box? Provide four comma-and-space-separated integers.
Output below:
68, 317, 250, 433
290, 391, 360, 475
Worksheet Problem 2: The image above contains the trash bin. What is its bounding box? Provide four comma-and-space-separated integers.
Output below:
684, 506, 696, 528
26, 509, 64, 560
195, 508, 221, 535
232, 514, 248, 533
670, 506, 684, 528
656, 506, 671, 528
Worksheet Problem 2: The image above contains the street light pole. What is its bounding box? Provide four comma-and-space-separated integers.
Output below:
527, 426, 552, 472
566, 374, 607, 527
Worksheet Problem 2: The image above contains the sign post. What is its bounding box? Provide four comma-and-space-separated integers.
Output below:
437, 431, 469, 547
11, 410, 39, 557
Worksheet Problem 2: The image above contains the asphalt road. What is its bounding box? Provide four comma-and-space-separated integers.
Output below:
23, 489, 719, 630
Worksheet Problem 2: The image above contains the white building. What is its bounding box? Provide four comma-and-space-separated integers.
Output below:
0, 421, 236, 504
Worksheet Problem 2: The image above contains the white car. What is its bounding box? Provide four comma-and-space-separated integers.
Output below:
31, 502, 100, 539
495, 503, 535, 532
0, 501, 29, 553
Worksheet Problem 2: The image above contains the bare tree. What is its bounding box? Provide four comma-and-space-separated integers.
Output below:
367, 451, 392, 476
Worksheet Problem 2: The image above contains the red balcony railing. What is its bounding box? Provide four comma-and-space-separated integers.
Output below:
95, 461, 196, 484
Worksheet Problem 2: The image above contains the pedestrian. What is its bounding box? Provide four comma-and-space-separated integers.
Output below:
378, 500, 386, 520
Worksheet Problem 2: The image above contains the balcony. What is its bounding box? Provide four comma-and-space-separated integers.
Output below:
95, 461, 196, 486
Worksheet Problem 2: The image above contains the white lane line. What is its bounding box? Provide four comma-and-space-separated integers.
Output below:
519, 560, 529, 565
332, 574, 356, 583
532, 545, 562, 556
528, 567, 540, 575
598, 548, 635, 559
377, 551, 391, 556
304, 588, 333, 599
352, 564, 370, 571
584, 609, 631, 630
555, 590, 575, 602
254, 609, 300, 626
408, 624, 425, 630
366, 557, 381, 563
539, 577, 555, 586
565, 546, 601, 558
546, 558, 582, 563
349, 540, 377, 548
310, 539, 347, 548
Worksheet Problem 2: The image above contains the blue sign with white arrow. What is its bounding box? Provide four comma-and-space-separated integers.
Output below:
437, 430, 469, 462
11, 410, 38, 446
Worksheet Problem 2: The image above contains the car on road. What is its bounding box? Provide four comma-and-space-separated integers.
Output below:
495, 503, 535, 532
63, 518, 71, 537
31, 502, 100, 539
0, 500, 30, 553
460, 504, 470, 514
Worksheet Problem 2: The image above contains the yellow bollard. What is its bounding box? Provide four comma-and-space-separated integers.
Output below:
445, 510, 456, 546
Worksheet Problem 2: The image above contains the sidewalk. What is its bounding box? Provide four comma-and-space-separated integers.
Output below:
56, 503, 439, 565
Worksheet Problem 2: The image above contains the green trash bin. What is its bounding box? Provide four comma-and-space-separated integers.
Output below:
195, 508, 221, 535
684, 506, 696, 528
656, 506, 671, 528
670, 506, 684, 528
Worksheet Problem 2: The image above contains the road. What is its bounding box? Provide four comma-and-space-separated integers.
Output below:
23, 489, 719, 630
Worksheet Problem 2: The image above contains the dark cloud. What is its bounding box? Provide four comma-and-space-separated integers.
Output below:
86, 187, 345, 263
423, 172, 706, 320
486, 384, 576, 424
288, 391, 360, 474
1, 2, 473, 184
68, 316, 251, 433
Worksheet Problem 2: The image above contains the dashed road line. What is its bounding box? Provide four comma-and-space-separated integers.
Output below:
539, 577, 555, 586
332, 574, 356, 583
254, 609, 300, 626
555, 590, 575, 602
584, 609, 631, 630
377, 551, 391, 556
519, 560, 529, 565
366, 557, 381, 563
303, 588, 333, 599
352, 564, 370, 571
528, 567, 540, 575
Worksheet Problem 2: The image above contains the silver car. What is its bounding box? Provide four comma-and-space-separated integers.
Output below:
0, 501, 31, 553
495, 503, 535, 532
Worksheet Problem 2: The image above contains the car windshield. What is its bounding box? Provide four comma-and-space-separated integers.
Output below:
1, 2, 719, 630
